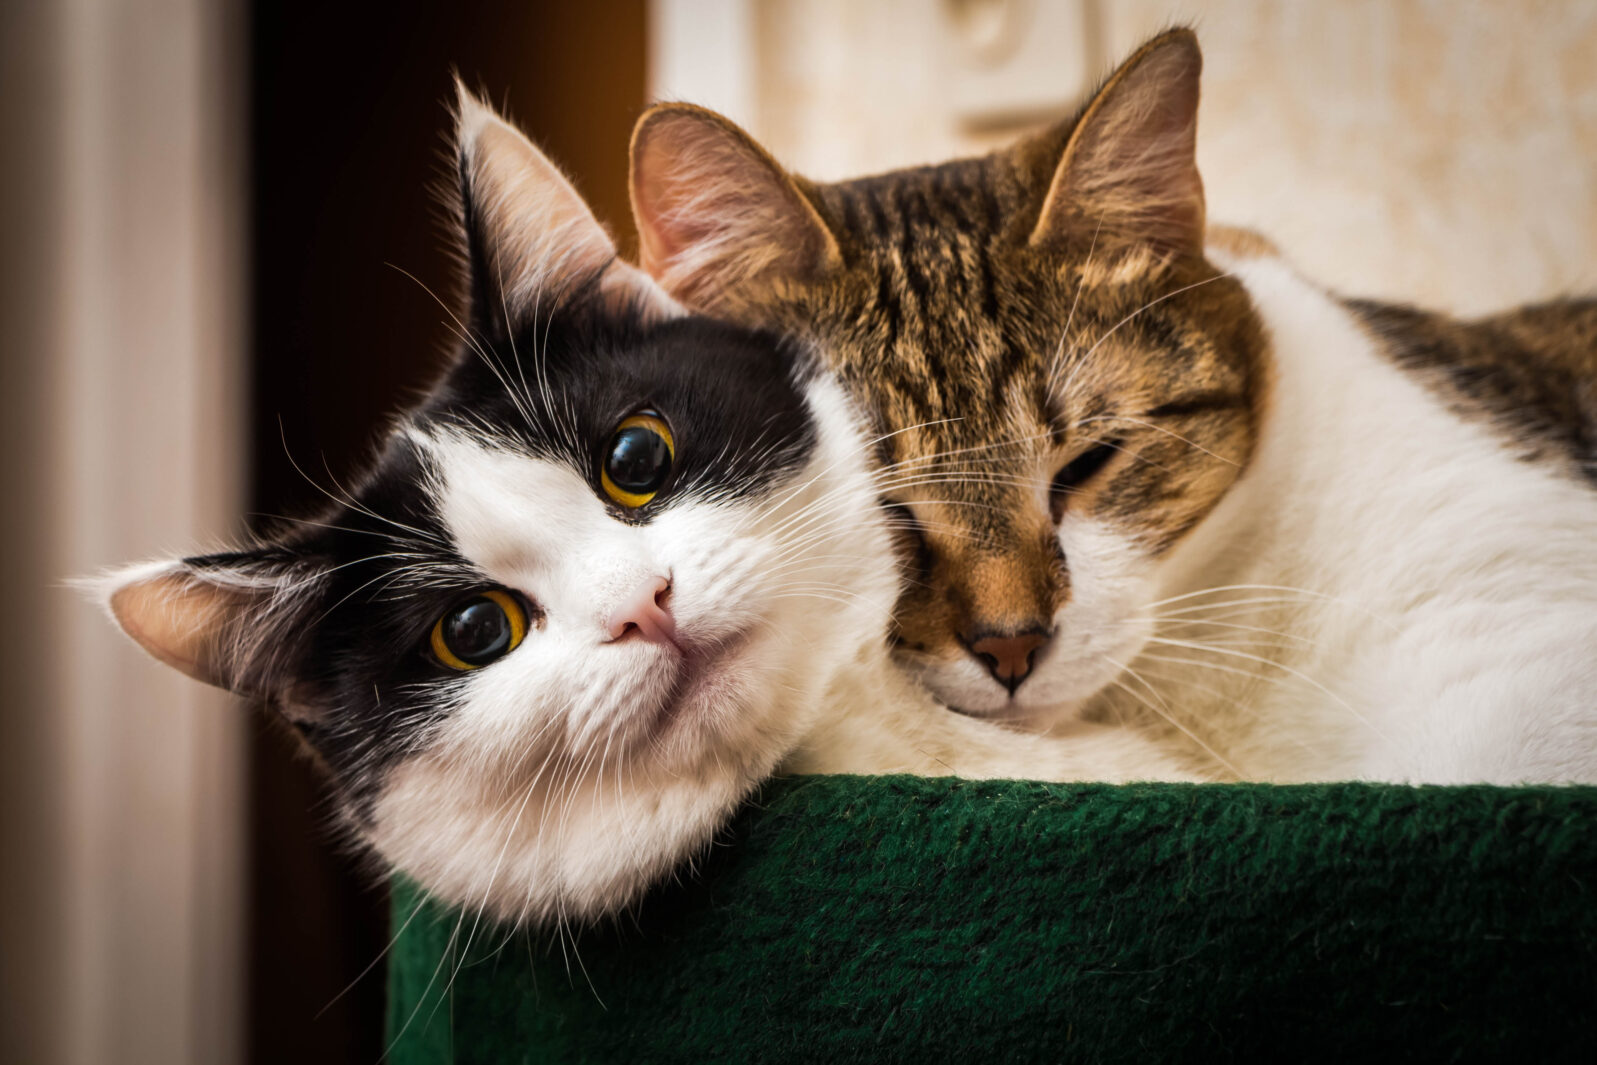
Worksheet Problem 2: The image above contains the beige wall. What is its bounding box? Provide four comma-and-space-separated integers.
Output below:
722, 0, 1597, 315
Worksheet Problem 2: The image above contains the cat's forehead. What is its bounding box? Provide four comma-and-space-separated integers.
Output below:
803, 168, 1250, 461
806, 161, 1202, 453
816, 151, 1034, 248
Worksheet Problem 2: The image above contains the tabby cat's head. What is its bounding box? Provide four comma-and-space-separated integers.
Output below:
96, 90, 895, 922
631, 29, 1268, 720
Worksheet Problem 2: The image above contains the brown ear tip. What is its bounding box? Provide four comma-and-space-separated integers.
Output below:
629, 109, 664, 150
630, 107, 686, 170
1151, 26, 1202, 67
633, 103, 749, 150
641, 100, 723, 118
1116, 27, 1201, 94
630, 106, 739, 188
635, 102, 700, 135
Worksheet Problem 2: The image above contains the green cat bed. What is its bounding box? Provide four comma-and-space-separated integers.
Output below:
387, 776, 1597, 1063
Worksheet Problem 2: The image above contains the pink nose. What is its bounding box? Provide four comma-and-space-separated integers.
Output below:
606, 576, 676, 647
968, 629, 1049, 695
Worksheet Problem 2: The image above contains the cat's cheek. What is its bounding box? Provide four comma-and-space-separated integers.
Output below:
649, 632, 791, 768
424, 640, 562, 758
1018, 518, 1160, 717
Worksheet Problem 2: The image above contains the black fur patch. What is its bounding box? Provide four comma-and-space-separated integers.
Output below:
1348, 297, 1597, 485
424, 292, 817, 509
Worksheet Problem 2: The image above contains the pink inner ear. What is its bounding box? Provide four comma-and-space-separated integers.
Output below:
630, 108, 840, 309
1030, 30, 1206, 255
631, 115, 729, 279
649, 202, 722, 262
632, 164, 698, 271
107, 569, 255, 690
110, 574, 218, 680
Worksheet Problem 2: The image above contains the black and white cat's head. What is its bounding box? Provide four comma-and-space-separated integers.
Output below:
95, 88, 895, 924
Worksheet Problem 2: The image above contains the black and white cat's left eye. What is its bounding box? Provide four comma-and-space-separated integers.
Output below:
600, 411, 675, 508
430, 589, 529, 671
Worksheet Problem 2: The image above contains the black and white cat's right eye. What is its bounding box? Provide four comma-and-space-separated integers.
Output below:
1050, 441, 1120, 511
601, 412, 676, 508
430, 589, 529, 671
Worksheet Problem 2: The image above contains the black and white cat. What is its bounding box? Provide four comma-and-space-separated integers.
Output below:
95, 91, 1192, 925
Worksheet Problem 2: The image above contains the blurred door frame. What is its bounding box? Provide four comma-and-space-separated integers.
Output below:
1, 1, 248, 1063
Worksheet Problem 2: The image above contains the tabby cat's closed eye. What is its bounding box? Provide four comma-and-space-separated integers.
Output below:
1051, 442, 1119, 498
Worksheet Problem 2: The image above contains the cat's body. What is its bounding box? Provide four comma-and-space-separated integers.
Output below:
631, 29, 1597, 783
1141, 243, 1597, 781
96, 89, 1192, 926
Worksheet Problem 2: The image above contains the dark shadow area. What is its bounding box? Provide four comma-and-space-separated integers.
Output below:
249, 3, 646, 1059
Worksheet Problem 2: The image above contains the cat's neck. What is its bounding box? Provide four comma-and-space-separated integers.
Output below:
1120, 248, 1597, 780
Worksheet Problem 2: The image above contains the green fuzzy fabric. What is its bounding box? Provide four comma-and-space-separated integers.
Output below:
387, 776, 1597, 1063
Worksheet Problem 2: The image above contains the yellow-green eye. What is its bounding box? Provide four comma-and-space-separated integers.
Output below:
600, 412, 675, 508
430, 589, 528, 671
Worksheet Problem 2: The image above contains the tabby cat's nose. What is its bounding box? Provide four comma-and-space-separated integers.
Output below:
606, 576, 676, 647
968, 629, 1049, 695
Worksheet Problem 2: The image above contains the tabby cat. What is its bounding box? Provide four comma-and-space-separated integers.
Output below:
630, 29, 1597, 782
96, 90, 1191, 924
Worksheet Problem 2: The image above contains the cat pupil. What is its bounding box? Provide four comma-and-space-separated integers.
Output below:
606, 425, 672, 493
442, 597, 512, 664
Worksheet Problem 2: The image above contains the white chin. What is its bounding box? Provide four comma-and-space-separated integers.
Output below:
904, 654, 1111, 724
901, 658, 1011, 715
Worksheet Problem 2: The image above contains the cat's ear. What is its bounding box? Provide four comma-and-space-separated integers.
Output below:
92, 550, 325, 711
630, 103, 841, 316
453, 83, 672, 335
1029, 28, 1205, 256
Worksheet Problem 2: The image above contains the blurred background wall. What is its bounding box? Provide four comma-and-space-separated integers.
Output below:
1, 1, 246, 1063
686, 0, 1597, 313
2, 1, 1593, 1062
